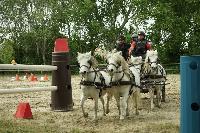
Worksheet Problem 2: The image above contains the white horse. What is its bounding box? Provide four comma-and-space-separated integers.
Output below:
142, 50, 166, 110
106, 51, 140, 119
77, 51, 107, 121
95, 44, 140, 117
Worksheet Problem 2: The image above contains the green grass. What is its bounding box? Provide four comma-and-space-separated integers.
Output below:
0, 119, 85, 133
0, 119, 56, 133
144, 122, 179, 133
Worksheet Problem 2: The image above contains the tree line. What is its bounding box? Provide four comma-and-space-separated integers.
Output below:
0, 0, 200, 65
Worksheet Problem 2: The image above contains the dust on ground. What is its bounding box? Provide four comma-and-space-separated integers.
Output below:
0, 74, 180, 133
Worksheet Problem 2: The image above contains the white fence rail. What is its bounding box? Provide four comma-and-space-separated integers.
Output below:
0, 86, 57, 94
0, 64, 57, 71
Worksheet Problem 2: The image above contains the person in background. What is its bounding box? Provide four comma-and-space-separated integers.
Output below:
129, 31, 152, 59
115, 35, 130, 61
131, 33, 138, 42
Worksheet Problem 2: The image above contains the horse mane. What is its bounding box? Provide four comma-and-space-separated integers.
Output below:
90, 56, 98, 68
94, 44, 108, 60
142, 62, 151, 74
112, 52, 130, 75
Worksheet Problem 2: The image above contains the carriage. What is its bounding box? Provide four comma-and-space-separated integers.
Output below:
128, 50, 168, 107
94, 44, 168, 102
140, 73, 167, 102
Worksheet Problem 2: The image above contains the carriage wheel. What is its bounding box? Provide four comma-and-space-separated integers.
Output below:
161, 85, 166, 102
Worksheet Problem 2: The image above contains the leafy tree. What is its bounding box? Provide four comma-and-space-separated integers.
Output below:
0, 39, 14, 63
1, 0, 200, 66
134, 0, 200, 63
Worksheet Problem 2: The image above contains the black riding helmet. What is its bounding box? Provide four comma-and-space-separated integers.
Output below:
118, 35, 126, 41
132, 33, 138, 41
138, 31, 145, 37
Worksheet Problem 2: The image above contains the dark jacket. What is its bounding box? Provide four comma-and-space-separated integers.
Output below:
131, 39, 151, 59
116, 43, 130, 61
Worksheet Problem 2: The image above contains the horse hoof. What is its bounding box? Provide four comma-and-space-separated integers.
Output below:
136, 111, 139, 115
161, 99, 165, 102
106, 110, 110, 114
83, 113, 88, 118
94, 120, 98, 125
151, 105, 155, 110
157, 104, 161, 108
93, 118, 98, 123
120, 116, 125, 120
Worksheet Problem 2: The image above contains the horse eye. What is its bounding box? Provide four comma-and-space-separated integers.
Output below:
148, 58, 150, 62
88, 60, 92, 65
117, 61, 121, 66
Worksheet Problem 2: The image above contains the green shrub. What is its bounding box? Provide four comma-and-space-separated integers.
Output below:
0, 40, 14, 64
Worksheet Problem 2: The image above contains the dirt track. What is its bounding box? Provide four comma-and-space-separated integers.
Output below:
0, 74, 180, 133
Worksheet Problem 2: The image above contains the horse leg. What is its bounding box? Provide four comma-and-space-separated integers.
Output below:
161, 85, 166, 102
81, 95, 88, 117
126, 97, 130, 116
156, 86, 162, 108
114, 94, 121, 116
93, 96, 98, 121
134, 88, 140, 115
106, 92, 112, 114
149, 87, 154, 112
120, 95, 129, 120
100, 96, 106, 116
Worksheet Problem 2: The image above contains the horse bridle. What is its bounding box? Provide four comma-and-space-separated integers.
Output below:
107, 62, 126, 74
145, 57, 159, 74
147, 57, 159, 65
80, 64, 91, 70
80, 62, 106, 91
107, 62, 126, 85
79, 60, 99, 85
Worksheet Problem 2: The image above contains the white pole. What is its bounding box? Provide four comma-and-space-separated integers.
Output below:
0, 86, 57, 94
0, 64, 57, 71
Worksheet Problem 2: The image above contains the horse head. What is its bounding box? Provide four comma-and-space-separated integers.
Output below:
106, 51, 129, 75
144, 50, 159, 72
77, 51, 97, 75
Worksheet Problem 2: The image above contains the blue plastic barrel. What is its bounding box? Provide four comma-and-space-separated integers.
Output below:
180, 56, 200, 133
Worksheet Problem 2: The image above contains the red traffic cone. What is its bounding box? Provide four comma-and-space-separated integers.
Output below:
34, 76, 38, 81
15, 74, 20, 81
29, 73, 37, 81
15, 102, 33, 119
44, 74, 49, 81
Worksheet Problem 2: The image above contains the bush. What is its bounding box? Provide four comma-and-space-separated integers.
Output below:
0, 40, 14, 64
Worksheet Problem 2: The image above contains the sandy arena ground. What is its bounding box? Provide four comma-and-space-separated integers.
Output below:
0, 74, 180, 133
